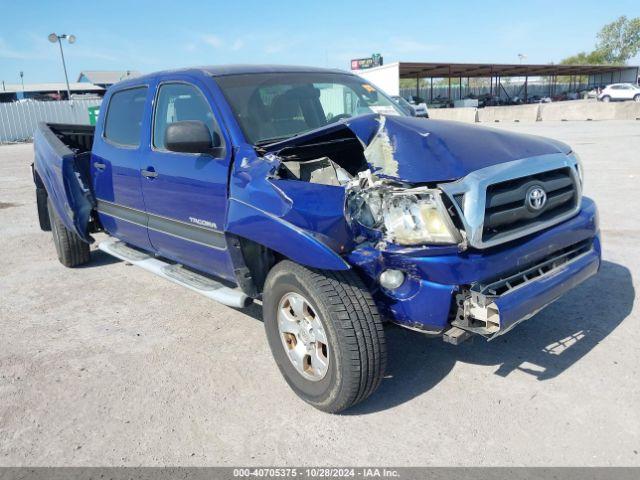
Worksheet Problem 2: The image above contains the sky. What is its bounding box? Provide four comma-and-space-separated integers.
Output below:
1, 0, 639, 85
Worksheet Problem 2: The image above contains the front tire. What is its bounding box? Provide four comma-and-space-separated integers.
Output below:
634, 94, 640, 102
263, 261, 386, 413
601, 95, 611, 103
47, 199, 90, 267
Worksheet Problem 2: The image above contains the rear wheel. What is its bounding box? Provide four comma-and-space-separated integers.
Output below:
47, 199, 90, 267
35, 186, 51, 231
263, 260, 386, 413
634, 94, 640, 102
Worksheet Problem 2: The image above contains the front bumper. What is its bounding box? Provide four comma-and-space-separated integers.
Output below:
347, 197, 601, 335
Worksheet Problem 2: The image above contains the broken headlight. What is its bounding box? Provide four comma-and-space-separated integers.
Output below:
347, 186, 462, 246
383, 190, 462, 245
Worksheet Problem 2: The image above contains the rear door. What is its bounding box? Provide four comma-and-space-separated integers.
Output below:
92, 85, 153, 251
138, 76, 235, 281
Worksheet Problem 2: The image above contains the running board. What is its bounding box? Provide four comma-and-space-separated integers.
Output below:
98, 239, 252, 308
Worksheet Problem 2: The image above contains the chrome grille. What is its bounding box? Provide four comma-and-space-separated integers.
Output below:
438, 153, 583, 249
482, 168, 578, 243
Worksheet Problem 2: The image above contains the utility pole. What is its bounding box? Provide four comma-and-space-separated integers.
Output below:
48, 33, 76, 101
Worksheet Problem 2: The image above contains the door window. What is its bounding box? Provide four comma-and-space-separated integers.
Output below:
153, 83, 222, 151
103, 86, 148, 147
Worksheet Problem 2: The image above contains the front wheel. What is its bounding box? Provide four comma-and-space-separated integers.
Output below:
601, 95, 611, 103
263, 261, 386, 413
634, 94, 640, 102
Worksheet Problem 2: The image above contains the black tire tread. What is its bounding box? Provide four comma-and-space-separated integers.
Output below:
47, 199, 90, 267
36, 187, 51, 231
268, 261, 386, 413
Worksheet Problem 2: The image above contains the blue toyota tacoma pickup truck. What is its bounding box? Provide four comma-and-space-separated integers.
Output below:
32, 65, 601, 413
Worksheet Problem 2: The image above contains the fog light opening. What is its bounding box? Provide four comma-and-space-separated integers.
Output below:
379, 269, 405, 290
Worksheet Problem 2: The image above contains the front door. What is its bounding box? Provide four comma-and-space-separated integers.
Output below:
139, 78, 234, 281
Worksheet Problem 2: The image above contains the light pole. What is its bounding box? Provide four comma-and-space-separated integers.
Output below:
48, 33, 76, 101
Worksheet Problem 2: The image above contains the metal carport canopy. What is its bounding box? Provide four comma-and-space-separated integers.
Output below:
398, 62, 630, 78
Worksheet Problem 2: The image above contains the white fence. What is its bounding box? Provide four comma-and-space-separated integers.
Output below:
0, 99, 102, 144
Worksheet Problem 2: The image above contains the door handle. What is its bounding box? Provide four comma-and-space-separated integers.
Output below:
141, 168, 158, 179
93, 161, 106, 171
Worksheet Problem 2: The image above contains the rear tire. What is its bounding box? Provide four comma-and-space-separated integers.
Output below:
263, 260, 386, 413
47, 199, 90, 267
36, 187, 51, 231
634, 94, 640, 102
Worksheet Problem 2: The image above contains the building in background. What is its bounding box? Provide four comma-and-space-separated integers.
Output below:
353, 61, 640, 107
0, 82, 105, 102
0, 70, 142, 102
77, 70, 141, 89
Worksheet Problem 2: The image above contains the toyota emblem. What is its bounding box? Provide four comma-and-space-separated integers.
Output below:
527, 186, 547, 211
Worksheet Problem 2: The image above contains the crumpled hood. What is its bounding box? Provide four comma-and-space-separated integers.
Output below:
264, 113, 571, 183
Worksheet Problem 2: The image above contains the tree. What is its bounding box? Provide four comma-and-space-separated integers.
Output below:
560, 50, 608, 65
596, 16, 640, 63
560, 16, 640, 65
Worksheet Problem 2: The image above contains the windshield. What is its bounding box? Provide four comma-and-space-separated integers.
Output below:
214, 72, 406, 145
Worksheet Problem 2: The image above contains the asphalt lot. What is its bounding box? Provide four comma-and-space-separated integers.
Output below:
0, 120, 638, 466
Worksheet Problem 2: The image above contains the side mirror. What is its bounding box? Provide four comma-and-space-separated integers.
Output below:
165, 120, 220, 154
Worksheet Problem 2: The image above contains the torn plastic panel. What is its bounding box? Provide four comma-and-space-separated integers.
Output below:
263, 127, 368, 187
261, 114, 392, 185
452, 238, 600, 340
278, 156, 353, 186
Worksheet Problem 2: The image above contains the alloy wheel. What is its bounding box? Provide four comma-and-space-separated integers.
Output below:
277, 292, 329, 381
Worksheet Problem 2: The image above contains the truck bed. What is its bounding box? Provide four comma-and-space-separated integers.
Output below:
46, 122, 95, 154
33, 122, 97, 243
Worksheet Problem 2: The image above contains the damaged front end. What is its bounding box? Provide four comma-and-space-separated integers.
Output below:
230, 112, 600, 343
263, 114, 466, 251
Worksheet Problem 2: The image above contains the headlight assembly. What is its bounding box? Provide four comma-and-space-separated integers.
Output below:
383, 189, 461, 245
347, 185, 462, 246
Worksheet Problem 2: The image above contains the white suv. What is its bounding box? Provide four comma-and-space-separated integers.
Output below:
598, 83, 640, 102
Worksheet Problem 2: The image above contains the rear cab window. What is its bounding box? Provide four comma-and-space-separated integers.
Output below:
103, 86, 148, 147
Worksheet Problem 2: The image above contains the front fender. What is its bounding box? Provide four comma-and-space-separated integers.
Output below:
226, 199, 350, 271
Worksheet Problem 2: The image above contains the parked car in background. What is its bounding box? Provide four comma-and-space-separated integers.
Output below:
391, 95, 429, 118
598, 83, 640, 102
